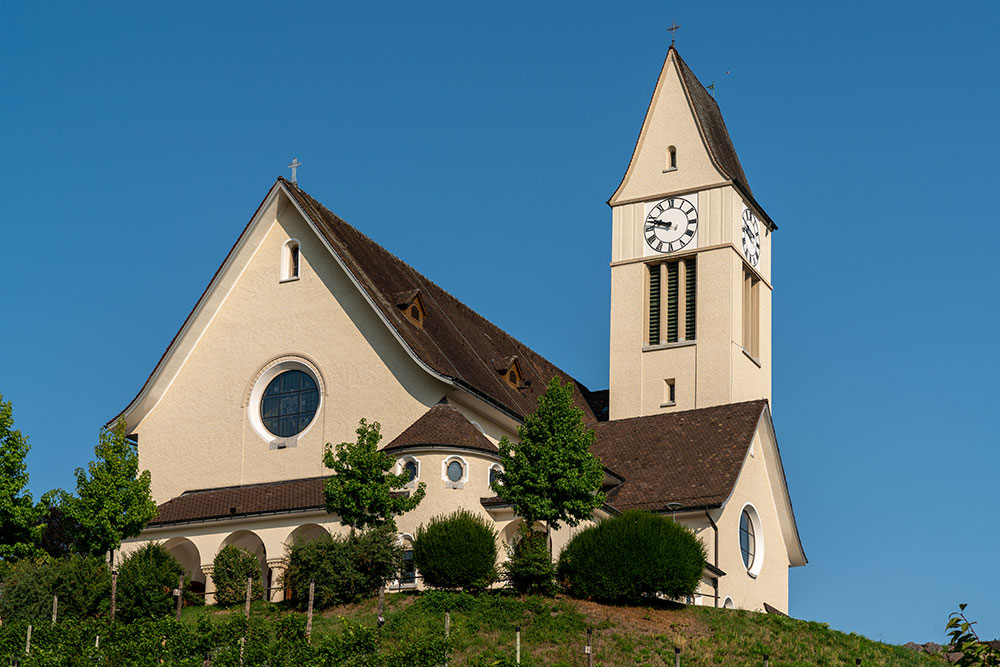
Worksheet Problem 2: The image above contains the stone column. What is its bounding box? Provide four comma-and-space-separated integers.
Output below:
266, 558, 287, 602
201, 565, 216, 605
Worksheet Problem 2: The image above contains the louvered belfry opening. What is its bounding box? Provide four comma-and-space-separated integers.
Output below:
685, 259, 697, 341
648, 265, 661, 345
647, 256, 697, 345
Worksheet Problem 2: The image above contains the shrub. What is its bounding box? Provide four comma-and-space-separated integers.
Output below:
557, 510, 706, 603
212, 544, 263, 606
503, 527, 556, 596
413, 509, 497, 591
116, 542, 201, 622
0, 554, 111, 622
282, 525, 400, 610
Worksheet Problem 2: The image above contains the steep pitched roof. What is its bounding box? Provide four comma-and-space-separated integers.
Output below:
111, 178, 600, 429
591, 400, 768, 511
671, 48, 752, 197
282, 178, 599, 423
382, 403, 498, 455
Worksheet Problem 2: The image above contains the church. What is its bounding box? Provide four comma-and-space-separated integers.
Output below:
116, 46, 806, 613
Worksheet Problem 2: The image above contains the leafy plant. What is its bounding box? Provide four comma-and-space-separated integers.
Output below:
116, 542, 200, 622
0, 392, 42, 561
282, 525, 401, 609
496, 377, 605, 552
558, 509, 706, 603
413, 509, 498, 592
503, 525, 556, 596
211, 544, 263, 606
0, 554, 110, 622
323, 418, 426, 531
62, 419, 157, 559
947, 604, 1000, 666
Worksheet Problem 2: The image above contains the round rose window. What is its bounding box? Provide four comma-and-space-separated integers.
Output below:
260, 370, 318, 437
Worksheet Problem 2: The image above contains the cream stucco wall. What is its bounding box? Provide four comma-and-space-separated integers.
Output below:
132, 194, 450, 503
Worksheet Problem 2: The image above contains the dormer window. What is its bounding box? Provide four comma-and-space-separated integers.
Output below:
394, 290, 426, 328
493, 356, 525, 390
281, 239, 300, 281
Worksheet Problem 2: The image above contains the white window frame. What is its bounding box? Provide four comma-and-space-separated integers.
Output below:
442, 455, 468, 488
398, 456, 420, 489
738, 503, 764, 578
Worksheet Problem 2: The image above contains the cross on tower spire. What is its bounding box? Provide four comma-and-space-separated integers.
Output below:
288, 157, 301, 184
666, 21, 681, 46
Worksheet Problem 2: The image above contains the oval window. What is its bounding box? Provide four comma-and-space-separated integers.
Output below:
447, 460, 463, 482
260, 370, 318, 437
739, 508, 756, 571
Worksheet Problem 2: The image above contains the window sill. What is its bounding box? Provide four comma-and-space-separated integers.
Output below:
279, 276, 300, 284
659, 401, 676, 408
742, 348, 761, 368
643, 340, 696, 352
662, 167, 678, 173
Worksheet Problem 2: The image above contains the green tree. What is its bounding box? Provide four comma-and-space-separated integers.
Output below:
322, 418, 426, 530
947, 604, 1000, 666
63, 419, 157, 559
0, 392, 42, 561
496, 377, 605, 550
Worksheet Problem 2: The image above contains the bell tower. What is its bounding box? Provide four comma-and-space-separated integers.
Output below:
607, 47, 776, 421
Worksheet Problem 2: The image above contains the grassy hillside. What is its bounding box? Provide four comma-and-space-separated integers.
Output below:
180, 592, 947, 666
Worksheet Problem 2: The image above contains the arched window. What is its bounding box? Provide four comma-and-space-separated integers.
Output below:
442, 456, 468, 487
667, 145, 677, 170
399, 457, 419, 488
489, 465, 502, 490
281, 239, 301, 281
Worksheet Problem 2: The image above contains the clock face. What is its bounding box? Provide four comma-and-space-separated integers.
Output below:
741, 208, 761, 267
644, 197, 698, 254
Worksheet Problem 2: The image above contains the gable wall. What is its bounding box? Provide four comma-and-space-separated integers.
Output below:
134, 197, 452, 502
714, 427, 790, 612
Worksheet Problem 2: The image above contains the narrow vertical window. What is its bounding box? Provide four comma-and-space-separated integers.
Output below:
666, 261, 679, 343
282, 239, 300, 281
648, 265, 661, 345
668, 146, 677, 169
743, 267, 760, 358
684, 258, 696, 341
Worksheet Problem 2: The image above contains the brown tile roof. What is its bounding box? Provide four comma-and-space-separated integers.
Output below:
591, 400, 767, 512
671, 48, 776, 229
672, 48, 752, 197
150, 476, 410, 526
150, 476, 328, 526
382, 403, 498, 455
282, 179, 599, 423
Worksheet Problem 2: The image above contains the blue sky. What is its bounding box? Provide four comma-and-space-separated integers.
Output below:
1, 0, 997, 646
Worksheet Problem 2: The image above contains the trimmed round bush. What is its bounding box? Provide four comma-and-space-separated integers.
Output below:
0, 554, 110, 622
557, 510, 706, 603
282, 525, 400, 609
117, 542, 201, 622
413, 509, 498, 591
212, 545, 263, 606
503, 527, 556, 596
